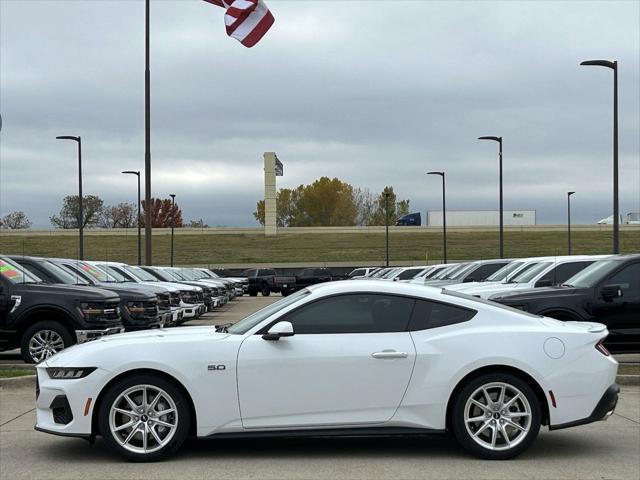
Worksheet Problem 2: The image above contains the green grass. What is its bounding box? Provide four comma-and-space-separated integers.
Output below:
0, 230, 638, 265
0, 369, 35, 378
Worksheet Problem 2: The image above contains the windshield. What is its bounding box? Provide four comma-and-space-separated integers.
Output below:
433, 264, 465, 280
485, 262, 523, 282
0, 257, 43, 284
510, 262, 552, 283
381, 268, 402, 279
147, 268, 174, 282
178, 269, 201, 281
564, 259, 624, 288
95, 264, 129, 282
449, 263, 478, 280
396, 268, 424, 280
165, 269, 187, 281
227, 289, 311, 334
43, 261, 90, 285
56, 263, 95, 285
370, 268, 390, 278
120, 265, 154, 282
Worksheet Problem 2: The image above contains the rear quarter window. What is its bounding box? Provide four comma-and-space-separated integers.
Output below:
408, 299, 477, 331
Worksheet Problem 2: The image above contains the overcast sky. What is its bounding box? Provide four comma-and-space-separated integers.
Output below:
1, 0, 639, 227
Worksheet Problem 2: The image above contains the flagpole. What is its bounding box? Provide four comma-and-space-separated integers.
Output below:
144, 0, 152, 265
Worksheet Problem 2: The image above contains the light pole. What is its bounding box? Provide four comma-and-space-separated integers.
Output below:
384, 191, 391, 267
56, 135, 83, 259
122, 171, 141, 265
478, 135, 504, 258
567, 191, 575, 255
428, 171, 447, 263
170, 193, 176, 267
144, 0, 152, 265
580, 59, 619, 254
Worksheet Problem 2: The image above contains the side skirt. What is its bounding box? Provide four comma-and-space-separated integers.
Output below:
204, 426, 446, 440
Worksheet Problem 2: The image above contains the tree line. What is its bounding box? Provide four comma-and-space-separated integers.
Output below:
253, 177, 410, 227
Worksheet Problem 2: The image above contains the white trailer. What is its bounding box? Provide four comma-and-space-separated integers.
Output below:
427, 210, 536, 227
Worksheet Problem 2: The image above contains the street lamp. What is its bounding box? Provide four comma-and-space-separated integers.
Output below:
384, 191, 391, 267
580, 59, 619, 254
169, 193, 176, 267
122, 170, 141, 265
567, 191, 575, 255
478, 135, 504, 258
56, 135, 83, 260
427, 171, 447, 263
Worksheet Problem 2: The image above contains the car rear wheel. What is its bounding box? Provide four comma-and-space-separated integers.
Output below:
21, 321, 74, 364
451, 373, 541, 460
261, 285, 271, 297
99, 374, 190, 462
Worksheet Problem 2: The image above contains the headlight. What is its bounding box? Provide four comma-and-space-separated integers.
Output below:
126, 301, 146, 314
46, 367, 97, 380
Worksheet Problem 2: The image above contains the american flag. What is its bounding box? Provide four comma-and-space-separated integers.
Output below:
203, 0, 275, 48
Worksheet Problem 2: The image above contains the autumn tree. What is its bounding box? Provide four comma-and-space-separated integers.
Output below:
50, 195, 104, 229
141, 198, 183, 228
0, 211, 32, 229
253, 178, 409, 227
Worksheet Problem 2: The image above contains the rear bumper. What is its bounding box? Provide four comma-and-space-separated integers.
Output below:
550, 384, 620, 430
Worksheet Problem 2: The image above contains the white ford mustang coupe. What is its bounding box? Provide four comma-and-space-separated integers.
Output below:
35, 281, 619, 461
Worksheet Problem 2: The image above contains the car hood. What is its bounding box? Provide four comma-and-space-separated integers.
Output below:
14, 283, 119, 302
93, 283, 159, 300
492, 286, 585, 303
44, 326, 230, 367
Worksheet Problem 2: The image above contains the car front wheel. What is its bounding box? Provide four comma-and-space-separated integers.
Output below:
99, 374, 190, 462
451, 373, 541, 460
21, 321, 74, 364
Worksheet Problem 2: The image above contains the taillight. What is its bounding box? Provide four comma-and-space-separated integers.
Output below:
595, 339, 610, 356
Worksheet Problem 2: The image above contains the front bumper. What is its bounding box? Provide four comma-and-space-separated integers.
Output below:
35, 366, 111, 437
550, 384, 620, 430
74, 326, 124, 344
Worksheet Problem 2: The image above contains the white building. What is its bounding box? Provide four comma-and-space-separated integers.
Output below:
427, 210, 536, 227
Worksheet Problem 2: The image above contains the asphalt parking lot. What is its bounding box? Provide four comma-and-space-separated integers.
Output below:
1, 296, 639, 479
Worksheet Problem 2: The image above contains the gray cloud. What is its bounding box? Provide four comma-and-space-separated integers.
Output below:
1, 0, 638, 228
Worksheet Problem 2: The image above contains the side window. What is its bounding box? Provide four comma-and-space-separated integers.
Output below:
606, 263, 640, 299
537, 261, 592, 287
408, 299, 476, 331
21, 264, 53, 283
351, 269, 364, 277
282, 294, 415, 334
476, 263, 505, 280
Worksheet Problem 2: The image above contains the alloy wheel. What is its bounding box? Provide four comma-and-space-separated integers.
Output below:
28, 330, 65, 362
463, 381, 532, 451
108, 384, 179, 454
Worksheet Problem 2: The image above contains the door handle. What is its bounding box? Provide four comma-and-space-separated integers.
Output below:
371, 350, 408, 359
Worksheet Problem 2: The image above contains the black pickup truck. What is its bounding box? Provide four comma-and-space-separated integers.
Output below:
9, 256, 162, 332
241, 268, 280, 297
277, 268, 334, 296
0, 256, 124, 363
492, 254, 640, 353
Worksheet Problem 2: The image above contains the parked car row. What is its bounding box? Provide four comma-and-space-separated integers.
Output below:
347, 254, 640, 352
0, 255, 248, 363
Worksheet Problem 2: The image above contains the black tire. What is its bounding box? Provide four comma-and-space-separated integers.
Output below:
261, 284, 271, 297
20, 321, 74, 364
99, 373, 190, 462
249, 290, 258, 297
451, 372, 541, 460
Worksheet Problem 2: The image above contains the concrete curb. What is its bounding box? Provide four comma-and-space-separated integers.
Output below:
616, 375, 640, 386
0, 374, 36, 389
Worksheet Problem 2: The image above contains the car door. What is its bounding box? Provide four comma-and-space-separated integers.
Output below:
236, 293, 417, 429
592, 262, 640, 352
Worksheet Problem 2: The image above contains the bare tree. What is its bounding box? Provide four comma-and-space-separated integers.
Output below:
99, 202, 137, 228
0, 211, 32, 229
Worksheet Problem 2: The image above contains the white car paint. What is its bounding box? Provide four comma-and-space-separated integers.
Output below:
36, 280, 617, 459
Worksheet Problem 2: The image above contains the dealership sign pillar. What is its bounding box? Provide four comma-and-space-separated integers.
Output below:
264, 152, 283, 236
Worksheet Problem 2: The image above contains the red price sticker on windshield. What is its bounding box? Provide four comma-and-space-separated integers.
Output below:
0, 262, 19, 279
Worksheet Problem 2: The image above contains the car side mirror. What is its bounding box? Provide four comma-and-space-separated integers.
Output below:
600, 285, 623, 302
262, 321, 294, 341
536, 279, 553, 288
